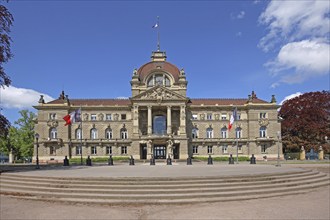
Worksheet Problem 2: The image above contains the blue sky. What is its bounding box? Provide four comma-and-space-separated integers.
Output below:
1, 0, 329, 124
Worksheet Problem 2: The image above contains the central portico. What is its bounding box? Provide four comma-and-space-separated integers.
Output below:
130, 51, 189, 159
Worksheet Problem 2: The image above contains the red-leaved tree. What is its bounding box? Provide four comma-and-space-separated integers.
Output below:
279, 91, 330, 153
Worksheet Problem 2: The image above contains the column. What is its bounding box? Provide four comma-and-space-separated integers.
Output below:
133, 105, 139, 134
179, 105, 186, 135
167, 106, 172, 135
147, 106, 152, 135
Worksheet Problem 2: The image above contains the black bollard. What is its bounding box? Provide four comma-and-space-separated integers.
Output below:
167, 156, 172, 165
129, 155, 135, 166
150, 156, 155, 165
187, 156, 192, 165
108, 155, 114, 166
229, 154, 234, 164
86, 156, 92, 166
250, 154, 256, 164
63, 156, 69, 166
207, 155, 213, 165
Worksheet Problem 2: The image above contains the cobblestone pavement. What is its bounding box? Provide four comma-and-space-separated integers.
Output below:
1, 163, 329, 220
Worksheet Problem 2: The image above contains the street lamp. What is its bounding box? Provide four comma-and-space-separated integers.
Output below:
35, 133, 40, 169
275, 131, 281, 167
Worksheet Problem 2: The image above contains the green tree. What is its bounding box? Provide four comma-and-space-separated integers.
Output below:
1, 110, 36, 159
279, 91, 330, 153
0, 0, 14, 137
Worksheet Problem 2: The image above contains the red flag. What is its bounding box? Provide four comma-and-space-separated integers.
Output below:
228, 108, 237, 131
63, 108, 81, 126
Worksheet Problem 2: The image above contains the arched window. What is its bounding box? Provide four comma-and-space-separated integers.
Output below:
105, 128, 113, 140
121, 128, 128, 139
235, 127, 242, 138
153, 115, 166, 135
260, 126, 267, 138
221, 127, 227, 139
147, 74, 171, 87
90, 128, 98, 140
75, 128, 82, 140
50, 128, 57, 139
192, 128, 199, 139
206, 127, 213, 138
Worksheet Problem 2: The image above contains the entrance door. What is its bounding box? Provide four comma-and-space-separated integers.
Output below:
173, 144, 180, 159
140, 144, 147, 159
154, 145, 166, 159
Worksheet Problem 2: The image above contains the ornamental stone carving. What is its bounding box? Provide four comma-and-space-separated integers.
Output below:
258, 118, 269, 127
215, 114, 220, 120
83, 113, 89, 121
98, 113, 104, 121
141, 87, 173, 101
114, 113, 119, 121
47, 119, 58, 127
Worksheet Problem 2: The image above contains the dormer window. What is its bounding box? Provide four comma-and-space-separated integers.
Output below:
147, 73, 171, 87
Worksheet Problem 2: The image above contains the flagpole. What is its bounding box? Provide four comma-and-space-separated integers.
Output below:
234, 107, 239, 164
157, 16, 160, 51
80, 106, 83, 165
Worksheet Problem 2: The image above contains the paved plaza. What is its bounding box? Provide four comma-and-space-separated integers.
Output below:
1, 163, 329, 220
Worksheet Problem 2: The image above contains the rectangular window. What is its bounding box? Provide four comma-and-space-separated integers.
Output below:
221, 113, 227, 120
91, 146, 97, 155
260, 113, 267, 119
106, 114, 112, 121
50, 146, 56, 155
222, 145, 228, 154
91, 114, 97, 121
207, 145, 213, 154
192, 114, 198, 120
236, 113, 241, 120
121, 146, 127, 155
106, 146, 112, 155
221, 129, 227, 139
207, 113, 212, 120
238, 145, 243, 153
261, 144, 267, 153
121, 114, 126, 120
49, 113, 56, 120
236, 129, 242, 138
193, 145, 198, 154
76, 146, 82, 155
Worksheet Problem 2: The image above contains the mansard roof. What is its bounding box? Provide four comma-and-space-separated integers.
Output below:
137, 61, 181, 83
47, 98, 131, 106
190, 98, 268, 106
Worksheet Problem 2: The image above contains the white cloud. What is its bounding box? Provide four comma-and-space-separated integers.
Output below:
258, 0, 330, 87
253, 0, 261, 4
267, 39, 330, 86
237, 11, 245, 19
0, 86, 54, 109
236, 32, 242, 37
279, 92, 302, 105
258, 1, 330, 52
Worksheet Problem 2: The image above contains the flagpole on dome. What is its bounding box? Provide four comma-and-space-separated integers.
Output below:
152, 16, 160, 51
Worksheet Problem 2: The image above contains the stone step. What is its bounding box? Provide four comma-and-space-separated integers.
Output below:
1, 175, 328, 196
1, 180, 328, 203
0, 171, 325, 191
0, 169, 314, 185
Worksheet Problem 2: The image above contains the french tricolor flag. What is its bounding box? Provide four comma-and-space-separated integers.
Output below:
63, 108, 81, 126
228, 107, 237, 131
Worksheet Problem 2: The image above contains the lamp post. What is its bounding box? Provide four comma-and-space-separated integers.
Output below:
35, 133, 40, 169
275, 131, 281, 167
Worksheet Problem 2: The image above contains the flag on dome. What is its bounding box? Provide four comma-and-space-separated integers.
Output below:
228, 107, 237, 130
152, 22, 159, 28
63, 108, 81, 126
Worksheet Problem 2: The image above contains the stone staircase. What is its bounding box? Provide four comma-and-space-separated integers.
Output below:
0, 169, 329, 205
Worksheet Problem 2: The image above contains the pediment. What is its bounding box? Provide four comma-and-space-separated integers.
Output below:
132, 86, 187, 101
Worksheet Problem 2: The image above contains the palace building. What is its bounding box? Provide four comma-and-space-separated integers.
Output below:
34, 50, 282, 161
